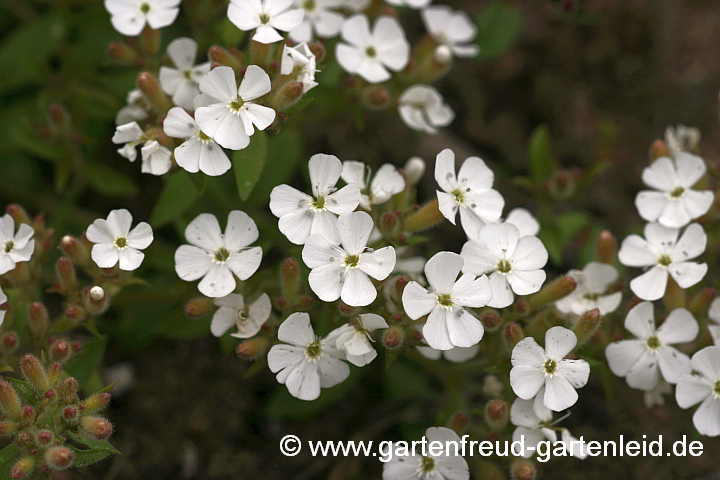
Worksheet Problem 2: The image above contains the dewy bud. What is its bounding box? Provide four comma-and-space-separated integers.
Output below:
55, 257, 77, 290
362, 85, 391, 110
403, 199, 445, 233
448, 411, 469, 434
433, 45, 453, 65
1, 331, 19, 354
5, 204, 30, 225
90, 286, 105, 301
650, 139, 669, 160
573, 308, 601, 345
27, 303, 49, 339
108, 42, 138, 65
595, 230, 617, 264
484, 399, 509, 430
60, 235, 90, 266
236, 337, 270, 360
510, 459, 537, 480
81, 416, 113, 440
382, 326, 405, 349
184, 297, 213, 319
689, 287, 716, 316
403, 157, 426, 186
281, 258, 301, 302
83, 286, 109, 315
45, 446, 75, 470
10, 457, 34, 479
529, 276, 576, 308
20, 355, 50, 393
49, 340, 71, 363
0, 381, 23, 420
271, 80, 304, 111
136, 72, 172, 115
60, 377, 79, 400
504, 322, 524, 348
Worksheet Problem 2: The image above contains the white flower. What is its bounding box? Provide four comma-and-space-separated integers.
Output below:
398, 85, 454, 134
665, 124, 701, 157
327, 314, 388, 366
112, 122, 172, 175
618, 222, 707, 301
269, 154, 361, 245
112, 121, 145, 162
434, 149, 504, 234
675, 346, 720, 437
555, 262, 622, 316
0, 214, 35, 275
605, 302, 697, 391
104, 0, 180, 36
289, 0, 344, 43
403, 156, 426, 186
267, 312, 350, 401
343, 0, 370, 12
86, 209, 153, 271
709, 297, 720, 345
0, 287, 7, 327
382, 427, 469, 480
644, 380, 672, 408
194, 66, 276, 151
139, 140, 173, 175
462, 207, 540, 241
402, 251, 491, 350
116, 89, 150, 125
510, 326, 590, 411
336, 15, 410, 83
340, 161, 405, 210
211, 293, 272, 338
417, 344, 479, 363
163, 107, 231, 176
228, 0, 304, 44
303, 211, 396, 306
634, 153, 713, 228
385, 0, 431, 9
421, 6, 478, 58
280, 43, 319, 93
158, 38, 211, 111
461, 223, 547, 308
175, 211, 263, 298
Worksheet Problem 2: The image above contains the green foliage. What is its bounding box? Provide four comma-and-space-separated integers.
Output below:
150, 170, 200, 227
65, 337, 108, 390
234, 130, 269, 201
0, 444, 19, 478
528, 125, 557, 182
84, 162, 139, 197
67, 431, 121, 467
475, 2, 522, 59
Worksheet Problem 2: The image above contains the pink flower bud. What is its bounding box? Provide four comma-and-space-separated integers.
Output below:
44, 446, 74, 470
80, 416, 113, 440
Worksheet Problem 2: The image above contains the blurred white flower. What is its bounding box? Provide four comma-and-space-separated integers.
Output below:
675, 346, 720, 437
139, 140, 173, 176
211, 293, 272, 338
403, 156, 426, 186
510, 326, 589, 411
112, 121, 145, 162
86, 209, 153, 271
416, 344, 479, 363
115, 89, 150, 125
342, 0, 370, 12
0, 214, 35, 275
341, 161, 405, 210
175, 211, 263, 298
618, 222, 707, 301
280, 43, 319, 93
605, 302, 697, 390
194, 66, 276, 150
105, 0, 180, 36
398, 85, 454, 134
159, 38, 211, 111
163, 107, 231, 176
709, 297, 720, 345
336, 15, 410, 83
462, 207, 540, 240
112, 122, 172, 175
228, 0, 304, 44
382, 427, 469, 480
555, 262, 622, 316
289, 0, 344, 43
386, 0, 431, 9
644, 380, 672, 408
665, 124, 701, 156
327, 313, 388, 366
0, 287, 7, 327
267, 312, 350, 401
421, 6, 478, 58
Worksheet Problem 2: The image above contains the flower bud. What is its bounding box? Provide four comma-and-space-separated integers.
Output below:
447, 411, 469, 434
85, 393, 111, 412
338, 301, 357, 317
23, 406, 34, 422
433, 45, 452, 65
65, 304, 86, 320
20, 355, 50, 393
380, 211, 400, 236
0, 421, 17, 435
362, 85, 390, 110
36, 430, 52, 445
271, 80, 304, 111
689, 287, 716, 316
1, 331, 19, 354
83, 286, 109, 315
308, 42, 326, 62
403, 157, 426, 186
27, 303, 49, 339
55, 257, 77, 290
294, 295, 314, 309
49, 340, 71, 363
546, 170, 576, 200
0, 381, 23, 420
5, 205, 30, 225
390, 275, 410, 306
484, 399, 509, 430
59, 377, 79, 400
48, 104, 70, 132
108, 42, 138, 65
482, 374, 504, 398
510, 459, 537, 480
80, 416, 113, 440
504, 322, 524, 348
480, 310, 503, 331
403, 199, 445, 233
529, 276, 576, 308
650, 139, 669, 160
63, 406, 77, 421
383, 326, 405, 349
236, 337, 270, 360
209, 45, 244, 73
136, 72, 172, 115
60, 235, 90, 266
573, 308, 601, 345
595, 230, 617, 264
45, 446, 74, 470
139, 25, 161, 56
185, 297, 213, 319
47, 362, 64, 385
281, 258, 301, 302
10, 457, 33, 479
250, 41, 271, 68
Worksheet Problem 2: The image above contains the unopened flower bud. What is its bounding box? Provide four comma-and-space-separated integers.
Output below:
27, 303, 49, 339
81, 416, 113, 440
10, 457, 34, 479
294, 295, 314, 309
85, 393, 111, 412
281, 258, 301, 302
0, 420, 17, 435
380, 211, 400, 236
185, 297, 213, 319
60, 235, 90, 266
484, 400, 509, 430
689, 288, 716, 316
308, 42, 326, 62
383, 326, 405, 349
44, 446, 74, 470
547, 170, 576, 200
55, 257, 77, 290
108, 42, 138, 64
510, 459, 537, 480
573, 308, 601, 345
595, 230, 617, 264
49, 340, 71, 363
433, 45, 453, 65
83, 286, 109, 315
60, 377, 79, 400
63, 406, 77, 420
209, 45, 244, 72
23, 406, 34, 422
650, 139, 669, 160
529, 276, 577, 308
272, 80, 305, 111
504, 322, 524, 348
36, 430, 52, 445
0, 381, 23, 420
403, 199, 445, 233
403, 157, 426, 187
1, 331, 19, 354
390, 276, 410, 306
20, 355, 50, 393
47, 362, 64, 385
480, 310, 503, 331
139, 25, 161, 56
362, 85, 390, 110
236, 337, 270, 360
338, 301, 357, 316
136, 72, 171, 115
482, 374, 504, 397
6, 205, 30, 225
448, 410, 469, 434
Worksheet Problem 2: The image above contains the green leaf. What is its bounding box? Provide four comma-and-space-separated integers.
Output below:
70, 447, 117, 467
67, 431, 121, 454
150, 170, 199, 227
84, 162, 139, 196
476, 2, 522, 59
0, 444, 19, 478
233, 131, 268, 201
9, 124, 64, 163
528, 125, 556, 182
5, 378, 37, 406
64, 337, 108, 389
244, 128, 304, 205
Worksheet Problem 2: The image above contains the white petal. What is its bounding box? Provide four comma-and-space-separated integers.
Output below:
341, 268, 376, 306
668, 262, 707, 289
199, 66, 237, 101
629, 266, 668, 301
509, 364, 545, 400
308, 153, 343, 196
91, 243, 119, 269
211, 308, 237, 337
239, 65, 272, 101
175, 245, 212, 281
317, 355, 350, 388
511, 337, 546, 367
545, 327, 577, 359
671, 223, 707, 261
226, 246, 262, 280
625, 350, 660, 391
507, 269, 546, 296
163, 107, 198, 138
675, 373, 711, 408
224, 210, 259, 250
624, 301, 656, 339
198, 263, 236, 298
445, 308, 484, 348
618, 234, 657, 267
402, 282, 436, 319
543, 374, 578, 411
308, 263, 344, 302
657, 346, 691, 384
424, 251, 463, 293
605, 340, 645, 377
486, 272, 514, 308
423, 307, 453, 350
270, 184, 312, 217
325, 183, 361, 215
118, 247, 144, 271
556, 359, 589, 388
358, 247, 395, 280
656, 308, 698, 344
278, 312, 315, 346
127, 222, 153, 250
166, 37, 197, 70
336, 211, 373, 255
184, 213, 223, 250
692, 396, 720, 437
285, 360, 321, 400
451, 273, 492, 307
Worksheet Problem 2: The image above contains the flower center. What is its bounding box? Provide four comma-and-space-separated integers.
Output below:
344, 255, 360, 268
714, 380, 720, 398
306, 341, 322, 360
114, 237, 128, 249
139, 2, 151, 13
3, 240, 14, 254
236, 309, 250, 332
229, 99, 245, 112
657, 254, 672, 267
451, 188, 466, 204
303, 0, 316, 11
543, 359, 557, 375
669, 186, 685, 198
198, 131, 212, 142
214, 247, 231, 263
365, 46, 377, 58
311, 196, 326, 211
496, 258, 512, 273
183, 70, 193, 80
646, 335, 661, 351
419, 456, 435, 473
437, 293, 453, 308
259, 13, 270, 24
583, 292, 601, 301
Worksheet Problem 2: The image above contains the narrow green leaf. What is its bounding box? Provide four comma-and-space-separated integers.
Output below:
233, 131, 268, 201
5, 378, 36, 406
0, 444, 19, 478
70, 447, 117, 467
528, 125, 556, 182
84, 162, 139, 196
150, 170, 199, 227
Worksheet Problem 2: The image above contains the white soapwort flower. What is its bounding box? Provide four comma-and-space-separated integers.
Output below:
270, 154, 361, 245
139, 140, 173, 176
112, 121, 145, 162
402, 252, 491, 350
434, 148, 504, 235
605, 302, 697, 391
228, 0, 304, 44
211, 293, 272, 338
340, 161, 405, 210
194, 66, 276, 151
104, 0, 181, 36
303, 211, 396, 306
461, 223, 547, 309
709, 297, 720, 345
0, 287, 6, 327
343, 0, 370, 12
675, 346, 720, 437
336, 15, 410, 83
510, 326, 590, 411
327, 314, 388, 366
289, 0, 344, 43
0, 214, 35, 275
644, 380, 672, 408
421, 6, 479, 58
382, 427, 469, 480
416, 344, 479, 363
112, 122, 172, 175
665, 124, 701, 156
163, 107, 231, 176
159, 38, 211, 111
175, 211, 263, 298
397, 85, 454, 134
385, 0, 431, 9
462, 207, 541, 241
555, 262, 622, 316
267, 312, 350, 401
280, 43, 319, 93
635, 153, 713, 228
115, 89, 150, 125
618, 222, 707, 301
86, 209, 153, 271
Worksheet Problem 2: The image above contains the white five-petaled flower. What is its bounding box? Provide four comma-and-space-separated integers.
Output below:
417, 344, 479, 363
555, 262, 622, 317
397, 85, 454, 134
158, 37, 211, 111
211, 293, 272, 338
228, 0, 304, 44
303, 211, 396, 306
421, 6, 479, 58
340, 161, 405, 210
0, 287, 6, 327
634, 153, 714, 228
665, 124, 701, 157
289, 0, 344, 43
327, 313, 388, 366
605, 302, 698, 391
382, 427, 469, 480
461, 223, 548, 308
269, 154, 361, 245
0, 214, 35, 275
434, 148, 505, 235
104, 0, 181, 36
112, 122, 173, 175
675, 346, 720, 437
343, 0, 370, 12
461, 206, 541, 241
510, 326, 590, 412
174, 211, 263, 298
86, 209, 153, 271
402, 252, 491, 350
618, 222, 707, 301
194, 66, 276, 151
280, 43, 319, 93
115, 89, 150, 125
385, 0, 431, 9
709, 297, 720, 345
267, 312, 350, 401
336, 15, 410, 84
163, 107, 231, 176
